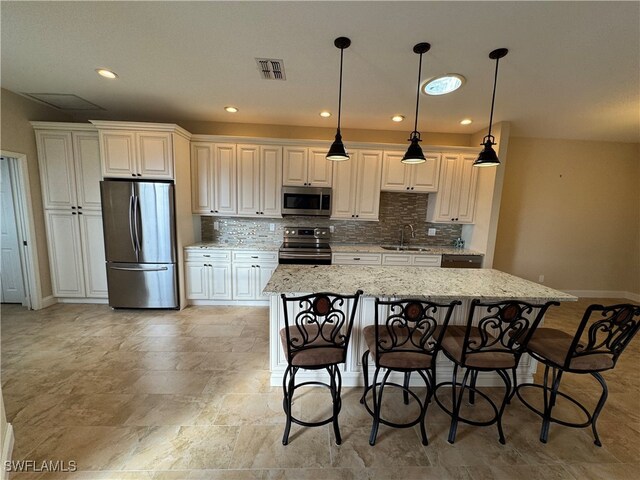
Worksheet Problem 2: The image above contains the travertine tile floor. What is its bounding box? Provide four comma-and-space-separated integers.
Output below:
1, 298, 638, 479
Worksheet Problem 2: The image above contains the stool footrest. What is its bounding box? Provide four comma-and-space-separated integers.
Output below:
516, 383, 592, 428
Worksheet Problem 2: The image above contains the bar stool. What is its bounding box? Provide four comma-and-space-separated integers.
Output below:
360, 298, 460, 445
434, 299, 558, 444
517, 303, 640, 446
280, 290, 362, 445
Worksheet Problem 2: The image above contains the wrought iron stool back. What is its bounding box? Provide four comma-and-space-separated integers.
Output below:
280, 290, 362, 445
518, 303, 640, 446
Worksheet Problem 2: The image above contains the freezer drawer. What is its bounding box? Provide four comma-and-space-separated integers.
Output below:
106, 263, 178, 308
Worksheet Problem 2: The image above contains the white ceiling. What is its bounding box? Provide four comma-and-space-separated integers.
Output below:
2, 1, 639, 143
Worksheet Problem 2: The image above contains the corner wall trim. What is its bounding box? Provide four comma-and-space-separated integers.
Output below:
1, 423, 14, 480
564, 290, 640, 302
40, 295, 57, 309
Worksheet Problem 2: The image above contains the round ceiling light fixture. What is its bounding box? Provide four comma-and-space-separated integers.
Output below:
460, 118, 473, 125
320, 111, 332, 118
391, 115, 405, 122
96, 68, 118, 79
422, 74, 465, 96
224, 106, 239, 113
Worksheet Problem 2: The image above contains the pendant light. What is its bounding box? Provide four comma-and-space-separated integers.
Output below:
326, 37, 351, 161
474, 48, 508, 167
402, 42, 431, 164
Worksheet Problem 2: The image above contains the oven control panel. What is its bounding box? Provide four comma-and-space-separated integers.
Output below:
283, 227, 330, 240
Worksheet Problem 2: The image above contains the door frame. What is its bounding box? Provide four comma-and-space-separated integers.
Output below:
1, 150, 42, 309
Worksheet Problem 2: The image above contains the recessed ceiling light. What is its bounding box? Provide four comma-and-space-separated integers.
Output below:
391, 115, 405, 122
224, 106, 238, 113
460, 118, 473, 125
319, 111, 332, 118
423, 74, 466, 95
96, 68, 118, 79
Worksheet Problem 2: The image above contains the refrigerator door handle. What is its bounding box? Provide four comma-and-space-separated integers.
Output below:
134, 195, 142, 252
128, 195, 137, 253
109, 266, 169, 272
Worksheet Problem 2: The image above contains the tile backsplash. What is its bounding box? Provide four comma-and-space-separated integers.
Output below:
201, 192, 462, 246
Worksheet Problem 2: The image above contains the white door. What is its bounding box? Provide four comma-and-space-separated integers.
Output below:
411, 153, 441, 192
354, 150, 382, 220
433, 154, 460, 222
210, 264, 232, 300
191, 143, 214, 214
232, 264, 255, 300
45, 210, 85, 297
381, 151, 409, 191
100, 130, 137, 178
213, 144, 237, 215
0, 159, 26, 303
137, 132, 174, 179
455, 154, 479, 223
282, 147, 308, 186
330, 154, 357, 219
256, 263, 277, 300
79, 211, 108, 298
185, 262, 209, 300
236, 144, 261, 216
308, 148, 333, 187
35, 130, 77, 209
260, 146, 282, 217
72, 132, 103, 210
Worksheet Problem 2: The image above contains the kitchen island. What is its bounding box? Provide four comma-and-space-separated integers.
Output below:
263, 264, 576, 386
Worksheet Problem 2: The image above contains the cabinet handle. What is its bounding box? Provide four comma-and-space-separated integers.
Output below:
353, 257, 360, 260
78, 212, 83, 215
406, 187, 410, 190
71, 212, 76, 215
356, 215, 359, 218
131, 174, 136, 177
251, 256, 259, 258
203, 254, 211, 257
256, 265, 261, 268
77, 206, 82, 209
260, 212, 264, 215
210, 210, 214, 213
137, 174, 142, 177
411, 187, 414, 190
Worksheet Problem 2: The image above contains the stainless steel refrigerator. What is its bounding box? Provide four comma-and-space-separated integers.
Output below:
100, 180, 178, 308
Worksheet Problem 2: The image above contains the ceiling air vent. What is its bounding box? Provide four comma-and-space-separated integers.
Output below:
21, 93, 105, 110
255, 58, 286, 80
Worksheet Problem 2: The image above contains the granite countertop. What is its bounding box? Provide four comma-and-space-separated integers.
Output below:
330, 244, 483, 256
263, 264, 576, 302
185, 241, 280, 251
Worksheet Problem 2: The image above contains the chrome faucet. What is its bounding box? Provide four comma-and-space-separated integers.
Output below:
399, 224, 415, 248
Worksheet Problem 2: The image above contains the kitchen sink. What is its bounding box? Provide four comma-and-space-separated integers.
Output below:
380, 245, 434, 252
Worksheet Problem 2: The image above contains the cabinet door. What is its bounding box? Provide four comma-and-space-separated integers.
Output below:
282, 147, 308, 186
137, 132, 173, 179
45, 211, 85, 297
79, 211, 108, 297
256, 263, 277, 300
232, 264, 255, 300
191, 143, 214, 214
308, 148, 333, 187
210, 264, 232, 300
236, 144, 261, 216
411, 153, 440, 192
185, 262, 209, 300
380, 151, 410, 191
213, 144, 237, 215
432, 154, 460, 222
100, 131, 137, 178
72, 132, 102, 210
455, 154, 479, 223
35, 131, 77, 209
355, 150, 382, 220
330, 154, 358, 219
260, 146, 282, 217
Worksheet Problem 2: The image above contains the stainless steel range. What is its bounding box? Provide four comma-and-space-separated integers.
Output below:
278, 227, 332, 265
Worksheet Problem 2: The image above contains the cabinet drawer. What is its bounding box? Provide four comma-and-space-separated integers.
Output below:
412, 255, 442, 267
382, 254, 412, 266
332, 253, 382, 265
233, 251, 279, 263
185, 250, 231, 262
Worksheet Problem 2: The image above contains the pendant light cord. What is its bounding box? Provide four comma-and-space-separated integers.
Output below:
337, 46, 344, 131
487, 56, 500, 140
413, 51, 424, 135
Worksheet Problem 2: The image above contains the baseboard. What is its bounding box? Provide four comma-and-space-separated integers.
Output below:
1, 423, 14, 480
564, 290, 640, 302
188, 299, 269, 306
56, 298, 109, 304
39, 295, 57, 309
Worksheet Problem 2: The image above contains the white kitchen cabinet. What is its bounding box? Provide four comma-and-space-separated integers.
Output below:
232, 251, 278, 300
45, 210, 107, 298
332, 253, 382, 265
426, 154, 478, 223
190, 142, 237, 215
185, 250, 233, 300
331, 149, 382, 221
237, 144, 282, 217
100, 130, 174, 179
381, 151, 440, 193
35, 130, 102, 211
282, 146, 333, 187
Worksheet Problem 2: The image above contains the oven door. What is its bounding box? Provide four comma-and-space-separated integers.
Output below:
281, 186, 331, 216
278, 250, 332, 265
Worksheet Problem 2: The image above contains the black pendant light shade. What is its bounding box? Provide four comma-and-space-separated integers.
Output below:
474, 48, 508, 167
326, 37, 351, 161
402, 42, 431, 164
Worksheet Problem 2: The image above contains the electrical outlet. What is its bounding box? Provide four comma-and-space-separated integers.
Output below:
269, 223, 275, 232
427, 228, 436, 236
214, 221, 219, 231
538, 275, 545, 283
329, 226, 335, 233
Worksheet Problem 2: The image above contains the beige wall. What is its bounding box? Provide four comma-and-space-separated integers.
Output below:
494, 137, 640, 296
1, 88, 74, 299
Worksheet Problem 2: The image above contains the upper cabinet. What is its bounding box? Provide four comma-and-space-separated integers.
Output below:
191, 142, 237, 215
381, 151, 440, 192
34, 128, 102, 211
331, 149, 382, 221
283, 147, 332, 187
90, 121, 191, 181
426, 153, 478, 223
237, 144, 282, 217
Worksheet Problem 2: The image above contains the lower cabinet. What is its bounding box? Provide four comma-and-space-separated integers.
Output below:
232, 251, 278, 300
45, 210, 107, 298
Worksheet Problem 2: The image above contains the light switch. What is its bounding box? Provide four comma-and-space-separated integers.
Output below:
427, 228, 436, 236
269, 223, 276, 232
329, 226, 335, 233
214, 221, 219, 231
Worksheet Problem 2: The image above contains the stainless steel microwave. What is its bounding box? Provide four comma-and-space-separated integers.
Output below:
281, 186, 332, 216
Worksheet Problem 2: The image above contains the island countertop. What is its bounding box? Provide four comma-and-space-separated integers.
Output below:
263, 264, 576, 302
